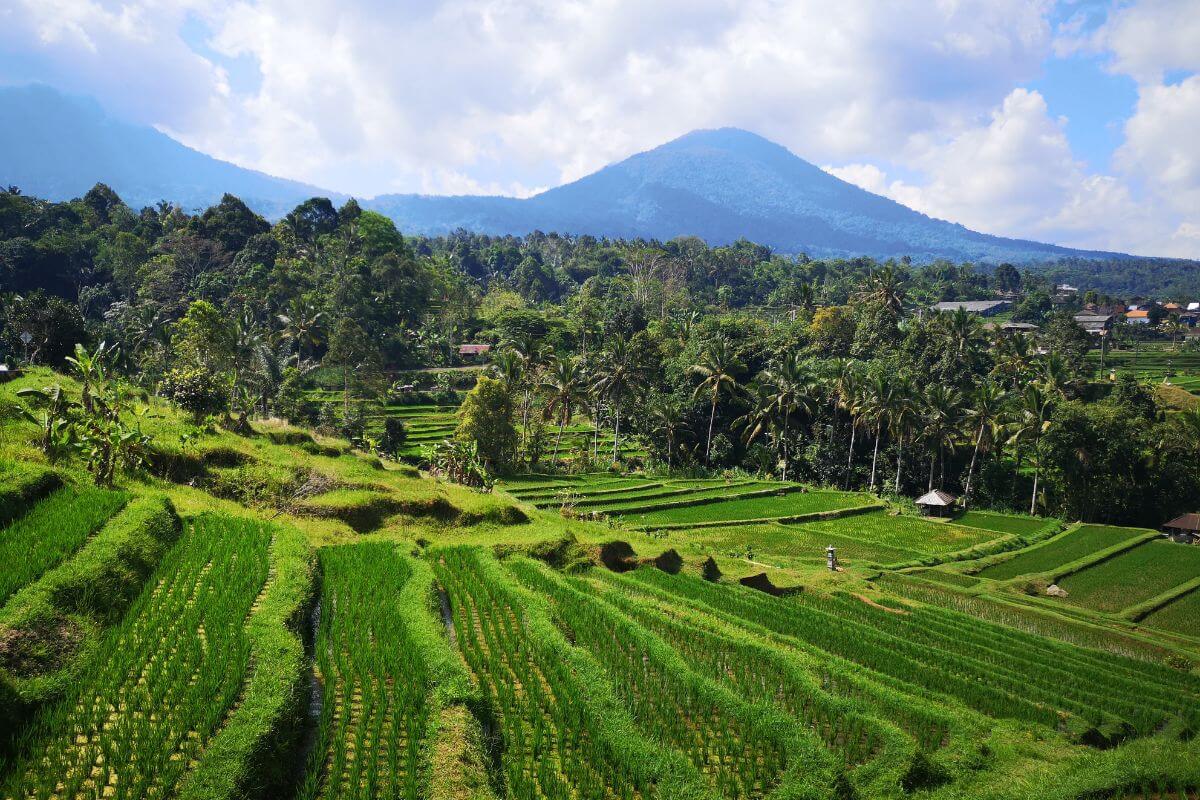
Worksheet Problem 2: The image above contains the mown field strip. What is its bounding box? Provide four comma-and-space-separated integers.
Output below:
952, 511, 1054, 537
1142, 587, 1200, 638
978, 524, 1152, 580
1, 514, 269, 800
0, 487, 129, 607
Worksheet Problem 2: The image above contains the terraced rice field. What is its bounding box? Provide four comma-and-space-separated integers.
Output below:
0, 486, 128, 606
298, 544, 430, 800
953, 511, 1054, 537
1141, 588, 1200, 638
618, 490, 869, 528
791, 510, 1000, 557
1, 514, 270, 800
1088, 346, 1200, 395
977, 524, 1150, 580
1058, 540, 1200, 613
690, 522, 922, 566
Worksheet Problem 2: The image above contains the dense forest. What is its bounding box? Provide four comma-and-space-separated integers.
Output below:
2, 184, 1198, 526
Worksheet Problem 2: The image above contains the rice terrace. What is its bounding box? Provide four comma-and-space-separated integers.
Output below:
4, 2, 1200, 796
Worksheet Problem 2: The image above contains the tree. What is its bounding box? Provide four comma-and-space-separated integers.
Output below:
921, 384, 963, 492
325, 318, 382, 416
455, 375, 518, 472
593, 338, 643, 462
1, 291, 88, 365
688, 336, 744, 465
1009, 385, 1053, 514
277, 299, 326, 363
650, 396, 684, 468
172, 300, 234, 373
962, 382, 1008, 505
860, 373, 899, 491
540, 354, 586, 462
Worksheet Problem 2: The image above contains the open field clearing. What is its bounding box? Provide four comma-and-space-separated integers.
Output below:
1058, 541, 1200, 613
0, 487, 128, 607
791, 510, 1001, 556
977, 525, 1151, 580
1, 514, 270, 800
618, 490, 869, 527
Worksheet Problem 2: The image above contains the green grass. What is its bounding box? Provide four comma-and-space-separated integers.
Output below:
1058, 540, 1200, 613
587, 482, 778, 513
977, 525, 1149, 580
0, 487, 129, 607
1141, 588, 1200, 638
792, 510, 1001, 556
954, 511, 1051, 537
692, 521, 922, 565
619, 490, 867, 526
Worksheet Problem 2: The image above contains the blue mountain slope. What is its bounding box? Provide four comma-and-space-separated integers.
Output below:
0, 86, 1133, 262
0, 84, 341, 217
369, 128, 1122, 262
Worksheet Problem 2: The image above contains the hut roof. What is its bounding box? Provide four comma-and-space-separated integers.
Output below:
1163, 513, 1200, 532
915, 490, 956, 507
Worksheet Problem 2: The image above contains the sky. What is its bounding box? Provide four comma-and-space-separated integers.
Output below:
0, 0, 1197, 258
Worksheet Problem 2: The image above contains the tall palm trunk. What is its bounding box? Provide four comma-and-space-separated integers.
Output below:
928, 450, 936, 492
844, 423, 857, 490
1029, 435, 1040, 515
613, 408, 621, 462
553, 411, 567, 461
963, 421, 985, 506
780, 414, 789, 482
894, 434, 904, 493
869, 423, 881, 490
704, 397, 717, 465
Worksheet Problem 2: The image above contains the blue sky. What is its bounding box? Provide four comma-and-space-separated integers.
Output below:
0, 0, 1197, 256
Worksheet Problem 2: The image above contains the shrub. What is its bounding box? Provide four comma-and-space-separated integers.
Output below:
160, 365, 230, 420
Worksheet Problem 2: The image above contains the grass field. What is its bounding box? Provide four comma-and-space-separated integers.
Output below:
4, 368, 1200, 800
954, 511, 1053, 537
1142, 588, 1200, 638
977, 525, 1150, 580
0, 486, 128, 606
1058, 540, 1200, 613
617, 489, 868, 527
792, 510, 1001, 556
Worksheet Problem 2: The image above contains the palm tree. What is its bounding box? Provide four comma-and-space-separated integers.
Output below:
1008, 385, 1053, 514
921, 384, 964, 492
889, 378, 918, 493
992, 331, 1036, 389
1038, 353, 1077, 400
490, 349, 526, 402
276, 299, 325, 362
860, 373, 899, 491
943, 307, 983, 358
688, 337, 744, 465
856, 265, 905, 315
540, 355, 586, 462
835, 365, 865, 489
962, 382, 1008, 505
593, 338, 642, 462
650, 397, 684, 468
755, 354, 818, 481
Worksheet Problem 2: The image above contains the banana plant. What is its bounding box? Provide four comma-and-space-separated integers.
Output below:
15, 384, 77, 459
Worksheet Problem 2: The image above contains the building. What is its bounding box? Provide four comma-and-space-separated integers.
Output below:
1074, 314, 1113, 335
930, 300, 1011, 317
1162, 513, 1200, 544
1125, 309, 1152, 325
915, 490, 957, 516
458, 343, 492, 357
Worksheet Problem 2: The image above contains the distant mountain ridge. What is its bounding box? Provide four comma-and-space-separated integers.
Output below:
0, 84, 343, 218
0, 84, 1133, 263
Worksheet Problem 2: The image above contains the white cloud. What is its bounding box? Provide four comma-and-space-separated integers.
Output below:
1, 0, 1196, 257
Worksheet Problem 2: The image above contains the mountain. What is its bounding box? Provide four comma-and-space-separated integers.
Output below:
0, 86, 1131, 262
368, 128, 1123, 263
0, 84, 342, 217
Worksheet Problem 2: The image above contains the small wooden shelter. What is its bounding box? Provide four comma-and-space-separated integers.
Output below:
915, 490, 957, 516
1162, 513, 1200, 544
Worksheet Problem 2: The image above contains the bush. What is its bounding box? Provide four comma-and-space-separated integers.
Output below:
160, 366, 230, 420
380, 417, 408, 457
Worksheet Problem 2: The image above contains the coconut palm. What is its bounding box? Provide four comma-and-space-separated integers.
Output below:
755, 354, 819, 481
835, 364, 866, 489
593, 338, 643, 462
860, 373, 900, 491
1008, 385, 1054, 514
921, 383, 964, 492
540, 355, 586, 462
276, 299, 325, 362
687, 336, 744, 465
943, 307, 983, 358
650, 397, 685, 468
962, 382, 1009, 505
889, 378, 918, 493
